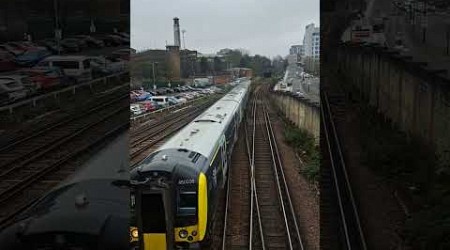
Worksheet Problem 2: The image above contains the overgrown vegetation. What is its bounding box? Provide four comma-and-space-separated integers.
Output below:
283, 123, 320, 183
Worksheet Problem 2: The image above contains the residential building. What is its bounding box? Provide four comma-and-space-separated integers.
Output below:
303, 23, 320, 60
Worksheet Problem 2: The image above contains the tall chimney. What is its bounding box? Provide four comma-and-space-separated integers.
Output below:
173, 17, 181, 47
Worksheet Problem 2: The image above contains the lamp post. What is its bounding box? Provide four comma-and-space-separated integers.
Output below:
152, 62, 158, 90
53, 0, 62, 55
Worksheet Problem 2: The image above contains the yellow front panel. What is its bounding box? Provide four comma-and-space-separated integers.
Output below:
198, 173, 208, 241
143, 233, 167, 250
174, 225, 199, 242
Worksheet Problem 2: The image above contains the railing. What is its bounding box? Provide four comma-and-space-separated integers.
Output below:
130, 95, 212, 122
0, 72, 129, 114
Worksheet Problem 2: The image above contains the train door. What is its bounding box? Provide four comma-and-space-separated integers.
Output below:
136, 188, 175, 250
220, 137, 227, 188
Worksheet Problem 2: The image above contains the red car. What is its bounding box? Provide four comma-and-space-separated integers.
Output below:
19, 68, 61, 90
0, 52, 17, 72
140, 101, 156, 112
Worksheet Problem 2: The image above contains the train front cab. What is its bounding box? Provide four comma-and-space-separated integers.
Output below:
132, 185, 175, 250
131, 172, 209, 250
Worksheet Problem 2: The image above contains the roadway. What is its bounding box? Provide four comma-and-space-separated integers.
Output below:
278, 63, 320, 104
366, 0, 450, 77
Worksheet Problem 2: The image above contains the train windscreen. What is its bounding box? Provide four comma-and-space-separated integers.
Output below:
141, 193, 166, 233
177, 191, 197, 216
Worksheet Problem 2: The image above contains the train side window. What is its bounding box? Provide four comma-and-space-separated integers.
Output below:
177, 191, 197, 216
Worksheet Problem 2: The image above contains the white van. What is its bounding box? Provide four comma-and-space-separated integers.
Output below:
150, 96, 169, 107
36, 56, 92, 83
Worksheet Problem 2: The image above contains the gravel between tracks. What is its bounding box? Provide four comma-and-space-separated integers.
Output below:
268, 102, 320, 250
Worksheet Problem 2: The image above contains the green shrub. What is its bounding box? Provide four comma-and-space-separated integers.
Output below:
283, 124, 319, 182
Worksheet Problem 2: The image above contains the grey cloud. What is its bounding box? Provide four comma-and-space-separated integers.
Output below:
131, 0, 319, 57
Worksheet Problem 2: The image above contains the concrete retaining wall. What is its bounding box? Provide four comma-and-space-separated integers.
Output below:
337, 43, 450, 166
270, 93, 320, 143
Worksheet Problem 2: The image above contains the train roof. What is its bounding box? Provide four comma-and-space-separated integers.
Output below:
157, 80, 250, 159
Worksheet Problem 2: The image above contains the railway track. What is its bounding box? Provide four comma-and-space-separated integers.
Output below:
130, 96, 221, 167
0, 84, 128, 147
221, 86, 304, 250
0, 98, 129, 229
320, 90, 367, 250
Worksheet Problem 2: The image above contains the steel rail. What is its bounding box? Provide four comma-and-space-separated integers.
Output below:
321, 91, 367, 250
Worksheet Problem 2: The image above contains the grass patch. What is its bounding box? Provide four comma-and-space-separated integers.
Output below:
283, 123, 320, 182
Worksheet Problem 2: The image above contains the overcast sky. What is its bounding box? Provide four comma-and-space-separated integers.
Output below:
131, 0, 319, 58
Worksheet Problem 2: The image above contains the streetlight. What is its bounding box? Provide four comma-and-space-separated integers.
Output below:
152, 62, 158, 90
53, 0, 62, 55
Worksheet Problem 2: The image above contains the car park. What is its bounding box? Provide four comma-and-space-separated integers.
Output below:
36, 56, 92, 83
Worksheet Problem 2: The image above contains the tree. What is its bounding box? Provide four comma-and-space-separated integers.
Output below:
213, 56, 225, 74
199, 57, 209, 75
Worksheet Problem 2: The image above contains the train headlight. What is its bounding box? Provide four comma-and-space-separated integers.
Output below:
179, 229, 188, 239
191, 230, 197, 236
131, 228, 139, 238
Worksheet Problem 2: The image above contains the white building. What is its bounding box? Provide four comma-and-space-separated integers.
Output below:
286, 54, 298, 65
303, 23, 320, 60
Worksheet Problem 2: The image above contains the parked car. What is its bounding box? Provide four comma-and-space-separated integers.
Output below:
182, 93, 195, 100
132, 90, 152, 101
15, 48, 51, 67
0, 75, 36, 104
130, 104, 143, 116
36, 56, 92, 83
174, 95, 187, 103
167, 96, 180, 105
36, 40, 66, 54
73, 35, 105, 48
111, 49, 131, 61
60, 39, 82, 52
0, 52, 17, 72
18, 67, 66, 90
6, 42, 32, 51
150, 96, 170, 107
0, 44, 24, 56
90, 56, 127, 77
94, 35, 122, 47
140, 101, 157, 112
115, 32, 130, 39
155, 88, 167, 95
110, 34, 129, 45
